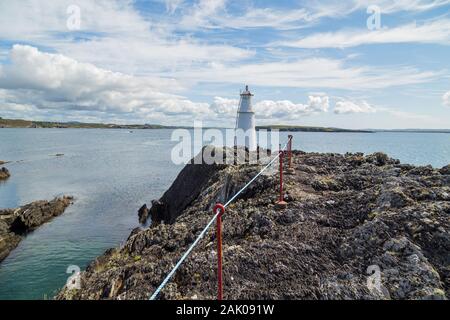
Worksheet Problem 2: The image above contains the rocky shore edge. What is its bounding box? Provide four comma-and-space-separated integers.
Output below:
58, 149, 449, 300
0, 196, 74, 262
0, 160, 9, 180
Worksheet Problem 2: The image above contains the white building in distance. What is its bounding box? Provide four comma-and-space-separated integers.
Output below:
235, 85, 257, 151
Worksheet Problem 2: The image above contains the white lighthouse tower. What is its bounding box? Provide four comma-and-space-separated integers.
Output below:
235, 85, 257, 151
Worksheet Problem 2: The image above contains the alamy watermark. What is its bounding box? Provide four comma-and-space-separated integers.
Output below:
170, 122, 281, 165
66, 265, 81, 290
67, 5, 81, 31
366, 264, 382, 294
367, 5, 382, 31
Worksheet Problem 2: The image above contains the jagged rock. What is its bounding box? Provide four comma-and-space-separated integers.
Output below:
440, 165, 450, 175
149, 147, 228, 224
0, 167, 10, 180
0, 196, 73, 262
408, 165, 435, 176
0, 220, 21, 262
10, 196, 73, 234
366, 152, 389, 166
283, 192, 295, 202
311, 177, 341, 191
57, 150, 448, 300
377, 187, 413, 209
138, 204, 149, 224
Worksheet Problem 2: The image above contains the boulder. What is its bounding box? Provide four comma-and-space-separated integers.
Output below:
366, 152, 389, 166
377, 187, 413, 209
137, 204, 149, 224
440, 165, 450, 175
149, 146, 228, 224
0, 196, 73, 263
0, 167, 10, 180
10, 196, 73, 234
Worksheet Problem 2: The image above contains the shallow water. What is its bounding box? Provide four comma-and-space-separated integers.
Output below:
0, 128, 183, 299
0, 128, 448, 299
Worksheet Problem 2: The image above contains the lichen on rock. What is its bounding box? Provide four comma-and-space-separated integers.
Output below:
57, 150, 449, 300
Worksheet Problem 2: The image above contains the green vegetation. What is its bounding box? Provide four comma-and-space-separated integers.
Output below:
0, 118, 179, 129
9, 118, 446, 133
0, 117, 371, 132
257, 125, 373, 133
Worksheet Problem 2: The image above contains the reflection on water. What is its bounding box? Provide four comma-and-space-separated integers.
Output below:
0, 128, 448, 299
0, 129, 182, 299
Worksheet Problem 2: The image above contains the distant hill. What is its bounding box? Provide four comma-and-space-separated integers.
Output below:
373, 129, 450, 134
257, 125, 373, 133
0, 117, 180, 129
2, 117, 447, 133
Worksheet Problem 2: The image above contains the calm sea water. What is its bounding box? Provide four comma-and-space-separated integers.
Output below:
0, 128, 448, 300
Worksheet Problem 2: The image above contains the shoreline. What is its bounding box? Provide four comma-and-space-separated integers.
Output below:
2, 117, 449, 133
57, 149, 449, 300
0, 196, 74, 263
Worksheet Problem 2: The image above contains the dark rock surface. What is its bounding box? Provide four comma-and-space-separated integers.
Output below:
0, 167, 10, 180
0, 196, 73, 262
147, 148, 227, 225
138, 204, 149, 225
57, 151, 449, 300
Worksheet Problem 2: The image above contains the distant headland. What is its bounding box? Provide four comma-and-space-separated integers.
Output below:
0, 117, 369, 132
0, 117, 187, 130
1, 117, 449, 133
256, 125, 372, 133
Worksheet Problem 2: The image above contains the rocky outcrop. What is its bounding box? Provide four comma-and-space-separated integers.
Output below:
57, 151, 449, 300
0, 167, 10, 180
146, 148, 228, 225
0, 196, 73, 262
138, 204, 149, 225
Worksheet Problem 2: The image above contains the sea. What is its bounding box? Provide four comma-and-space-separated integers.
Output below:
0, 128, 448, 299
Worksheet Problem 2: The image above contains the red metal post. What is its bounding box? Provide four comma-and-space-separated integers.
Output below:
279, 150, 284, 202
214, 203, 225, 300
288, 135, 293, 169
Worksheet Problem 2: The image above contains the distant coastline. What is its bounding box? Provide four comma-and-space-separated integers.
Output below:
256, 125, 372, 133
0, 117, 189, 130
0, 117, 449, 133
0, 117, 368, 132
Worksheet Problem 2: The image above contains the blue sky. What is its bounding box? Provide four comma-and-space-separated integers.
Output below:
0, 0, 449, 128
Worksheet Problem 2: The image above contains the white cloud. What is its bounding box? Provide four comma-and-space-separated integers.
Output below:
210, 95, 329, 120
0, 0, 150, 40
177, 0, 229, 29
0, 45, 211, 120
255, 96, 329, 119
307, 0, 450, 19
443, 91, 450, 107
334, 100, 376, 114
0, 1, 442, 92
0, 45, 330, 124
177, 0, 450, 31
181, 7, 317, 30
210, 97, 238, 115
0, 0, 253, 75
165, 0, 184, 14
351, 0, 450, 13
280, 19, 450, 48
171, 58, 439, 90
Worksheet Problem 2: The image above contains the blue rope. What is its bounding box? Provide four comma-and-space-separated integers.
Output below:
149, 142, 289, 300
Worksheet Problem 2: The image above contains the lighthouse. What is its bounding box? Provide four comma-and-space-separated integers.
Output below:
235, 85, 257, 151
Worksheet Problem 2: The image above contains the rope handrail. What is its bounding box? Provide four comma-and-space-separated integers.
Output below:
149, 140, 290, 300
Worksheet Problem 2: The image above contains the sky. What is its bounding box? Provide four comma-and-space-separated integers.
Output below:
0, 0, 449, 129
